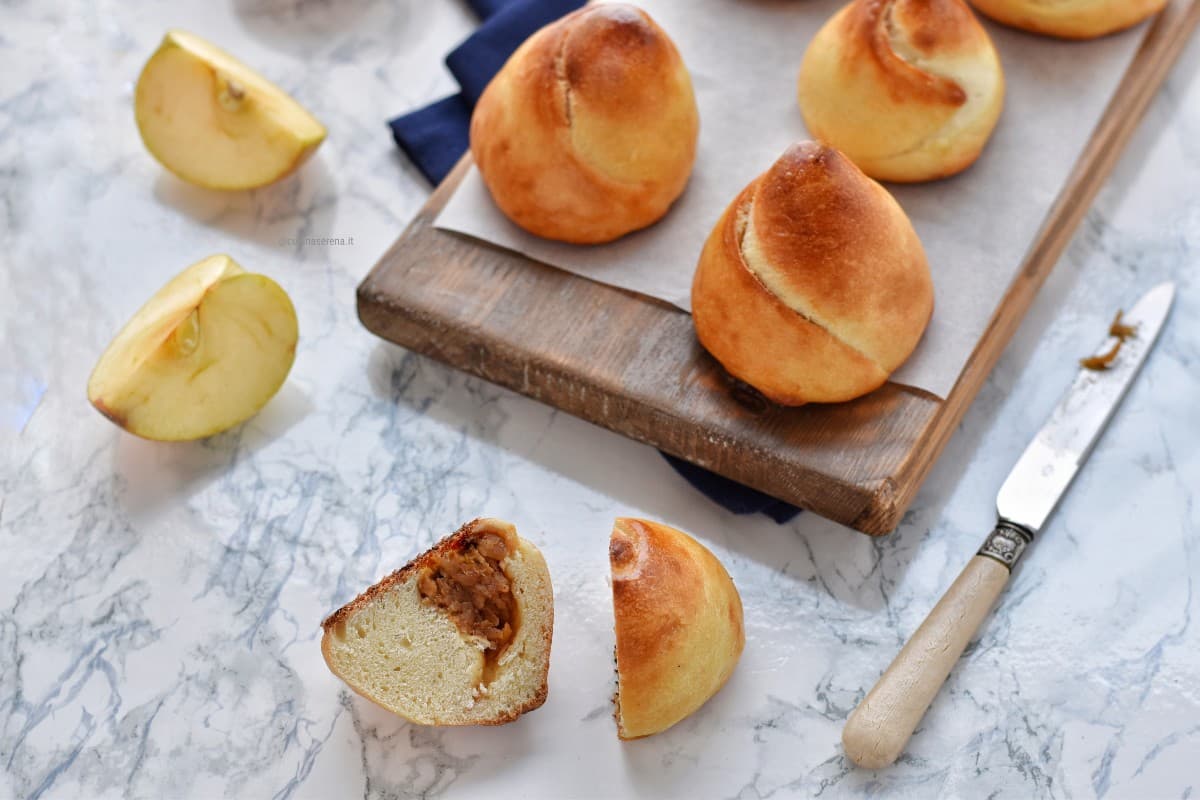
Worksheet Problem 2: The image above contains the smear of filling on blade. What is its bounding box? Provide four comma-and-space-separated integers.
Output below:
1080, 310, 1139, 371
417, 532, 518, 680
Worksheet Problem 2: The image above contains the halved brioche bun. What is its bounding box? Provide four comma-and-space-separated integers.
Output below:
609, 518, 745, 739
321, 518, 553, 726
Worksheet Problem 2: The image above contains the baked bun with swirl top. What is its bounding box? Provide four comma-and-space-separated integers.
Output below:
469, 4, 699, 244
798, 0, 1004, 183
691, 142, 933, 406
969, 0, 1166, 39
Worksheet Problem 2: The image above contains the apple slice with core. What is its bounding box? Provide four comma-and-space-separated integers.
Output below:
135, 30, 326, 190
88, 255, 299, 441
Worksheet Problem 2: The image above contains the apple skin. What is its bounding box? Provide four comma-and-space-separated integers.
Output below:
88, 255, 299, 442
134, 30, 326, 190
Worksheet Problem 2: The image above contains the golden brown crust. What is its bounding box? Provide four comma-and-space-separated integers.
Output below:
561, 7, 673, 125
691, 142, 933, 406
968, 0, 1166, 39
692, 184, 889, 405
610, 518, 744, 740
470, 4, 698, 243
848, 0, 970, 107
799, 0, 1004, 182
320, 519, 552, 727
750, 144, 933, 370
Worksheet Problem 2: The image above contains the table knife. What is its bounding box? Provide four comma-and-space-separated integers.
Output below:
842, 282, 1176, 770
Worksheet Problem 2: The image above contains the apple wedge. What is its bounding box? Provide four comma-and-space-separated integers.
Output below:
134, 30, 326, 190
88, 255, 298, 441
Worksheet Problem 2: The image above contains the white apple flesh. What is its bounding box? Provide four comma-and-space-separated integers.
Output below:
88, 255, 299, 441
135, 30, 326, 190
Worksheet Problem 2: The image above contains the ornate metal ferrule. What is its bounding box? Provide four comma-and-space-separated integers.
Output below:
978, 521, 1034, 571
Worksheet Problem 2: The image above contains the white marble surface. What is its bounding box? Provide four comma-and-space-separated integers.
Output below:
1, 1, 1197, 798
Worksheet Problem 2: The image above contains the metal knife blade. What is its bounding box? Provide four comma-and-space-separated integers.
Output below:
996, 282, 1175, 534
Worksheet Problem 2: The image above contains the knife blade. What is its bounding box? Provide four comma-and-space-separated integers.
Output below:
842, 282, 1175, 770
996, 281, 1176, 536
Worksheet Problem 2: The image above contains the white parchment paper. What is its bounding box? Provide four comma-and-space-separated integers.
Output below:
435, 0, 1146, 399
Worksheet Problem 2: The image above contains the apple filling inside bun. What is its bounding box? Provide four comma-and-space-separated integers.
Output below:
417, 532, 519, 659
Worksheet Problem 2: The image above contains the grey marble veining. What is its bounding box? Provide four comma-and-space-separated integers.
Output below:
1, 1, 1198, 798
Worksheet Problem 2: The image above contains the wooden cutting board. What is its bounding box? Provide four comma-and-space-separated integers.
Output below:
358, 4, 1198, 535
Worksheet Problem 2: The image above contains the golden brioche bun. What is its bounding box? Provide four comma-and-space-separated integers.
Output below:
798, 0, 1005, 183
691, 142, 933, 406
609, 518, 744, 740
321, 519, 553, 726
469, 4, 699, 244
969, 0, 1166, 39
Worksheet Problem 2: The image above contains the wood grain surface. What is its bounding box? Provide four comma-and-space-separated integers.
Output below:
358, 4, 1198, 535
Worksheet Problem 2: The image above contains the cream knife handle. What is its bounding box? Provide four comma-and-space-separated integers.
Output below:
842, 522, 1033, 770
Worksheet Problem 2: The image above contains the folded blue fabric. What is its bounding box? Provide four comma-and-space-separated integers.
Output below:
388, 0, 800, 524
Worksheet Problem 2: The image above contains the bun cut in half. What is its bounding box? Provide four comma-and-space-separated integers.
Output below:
469, 3, 699, 244
798, 0, 1004, 183
321, 518, 553, 726
610, 518, 744, 740
691, 142, 933, 406
969, 0, 1167, 39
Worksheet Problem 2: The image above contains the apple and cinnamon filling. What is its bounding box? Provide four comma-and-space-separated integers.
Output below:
417, 533, 517, 653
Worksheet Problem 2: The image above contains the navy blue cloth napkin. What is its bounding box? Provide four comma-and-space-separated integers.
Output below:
388, 0, 801, 524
